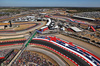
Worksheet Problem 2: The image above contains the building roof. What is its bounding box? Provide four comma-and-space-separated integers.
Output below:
70, 27, 82, 32
73, 15, 95, 21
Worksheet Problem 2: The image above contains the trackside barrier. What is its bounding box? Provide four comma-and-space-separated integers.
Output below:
0, 57, 5, 59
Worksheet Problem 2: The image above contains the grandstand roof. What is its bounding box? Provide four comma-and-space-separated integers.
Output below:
73, 15, 95, 21
55, 26, 59, 28
41, 26, 48, 29
70, 27, 82, 32
39, 13, 46, 15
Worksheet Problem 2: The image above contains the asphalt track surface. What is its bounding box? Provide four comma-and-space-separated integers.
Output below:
0, 23, 39, 33
0, 40, 90, 66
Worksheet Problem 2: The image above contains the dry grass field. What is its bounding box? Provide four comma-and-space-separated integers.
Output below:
14, 24, 35, 31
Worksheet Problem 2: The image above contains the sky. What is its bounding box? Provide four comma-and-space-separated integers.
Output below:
0, 0, 100, 7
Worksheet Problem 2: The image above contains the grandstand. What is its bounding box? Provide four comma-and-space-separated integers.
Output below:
66, 18, 99, 32
73, 12, 100, 20
0, 49, 14, 64
3, 49, 57, 66
72, 15, 95, 21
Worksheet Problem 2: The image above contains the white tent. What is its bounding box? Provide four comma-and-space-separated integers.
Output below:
55, 26, 59, 29
3, 21, 9, 23
39, 13, 46, 15
27, 16, 35, 19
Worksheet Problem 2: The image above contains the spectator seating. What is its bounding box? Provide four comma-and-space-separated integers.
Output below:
3, 50, 55, 66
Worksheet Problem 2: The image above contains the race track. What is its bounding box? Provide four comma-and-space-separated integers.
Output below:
0, 40, 89, 66
0, 23, 40, 33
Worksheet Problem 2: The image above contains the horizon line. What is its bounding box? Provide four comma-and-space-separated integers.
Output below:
0, 6, 100, 8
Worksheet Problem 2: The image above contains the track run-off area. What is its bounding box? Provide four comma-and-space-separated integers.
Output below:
0, 36, 100, 66
0, 22, 46, 36
0, 23, 40, 33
